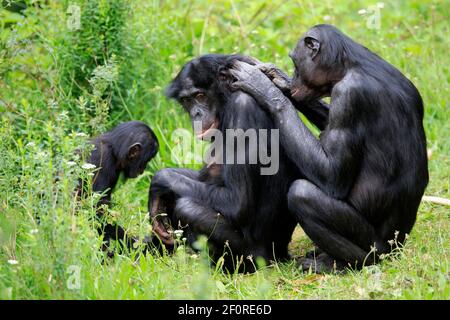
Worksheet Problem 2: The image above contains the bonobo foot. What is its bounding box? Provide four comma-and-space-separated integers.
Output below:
305, 247, 323, 259
297, 253, 348, 274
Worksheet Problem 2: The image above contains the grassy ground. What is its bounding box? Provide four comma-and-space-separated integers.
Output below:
0, 0, 448, 299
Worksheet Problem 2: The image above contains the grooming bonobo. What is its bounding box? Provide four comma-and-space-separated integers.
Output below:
231, 24, 428, 273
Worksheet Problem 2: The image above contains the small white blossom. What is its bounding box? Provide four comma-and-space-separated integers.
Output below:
377, 2, 385, 9
30, 229, 39, 234
81, 163, 96, 170
358, 9, 367, 15
8, 259, 19, 265
174, 229, 184, 237
323, 15, 331, 21
75, 132, 88, 137
66, 161, 77, 167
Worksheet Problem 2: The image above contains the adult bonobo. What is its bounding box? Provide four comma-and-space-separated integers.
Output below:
78, 121, 159, 253
230, 24, 429, 273
149, 54, 299, 272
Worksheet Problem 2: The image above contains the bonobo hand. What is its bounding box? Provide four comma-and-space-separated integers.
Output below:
150, 195, 174, 246
230, 60, 290, 114
152, 214, 174, 246
257, 63, 291, 93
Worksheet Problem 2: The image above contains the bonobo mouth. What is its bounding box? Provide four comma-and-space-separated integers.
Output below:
291, 85, 316, 102
196, 120, 219, 140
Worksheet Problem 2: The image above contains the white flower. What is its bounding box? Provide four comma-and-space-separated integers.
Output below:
66, 161, 77, 167
377, 2, 385, 9
81, 163, 96, 170
30, 229, 39, 234
174, 229, 184, 237
323, 15, 331, 21
75, 132, 88, 137
8, 259, 18, 265
358, 9, 367, 15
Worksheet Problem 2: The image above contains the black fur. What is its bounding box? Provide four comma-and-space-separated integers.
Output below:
149, 54, 298, 272
78, 121, 159, 253
232, 24, 429, 272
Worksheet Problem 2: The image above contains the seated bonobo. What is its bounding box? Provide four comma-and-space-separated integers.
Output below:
148, 54, 299, 272
230, 24, 428, 273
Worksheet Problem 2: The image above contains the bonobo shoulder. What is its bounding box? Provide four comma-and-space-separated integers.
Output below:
230, 91, 258, 112
332, 71, 382, 102
332, 70, 387, 96
332, 70, 363, 96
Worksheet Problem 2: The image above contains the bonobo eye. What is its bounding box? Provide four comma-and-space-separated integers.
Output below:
195, 93, 207, 103
180, 97, 190, 105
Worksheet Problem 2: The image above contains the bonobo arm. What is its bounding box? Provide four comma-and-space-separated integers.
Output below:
256, 63, 329, 130
151, 93, 262, 223
291, 99, 329, 130
150, 166, 253, 223
230, 61, 361, 198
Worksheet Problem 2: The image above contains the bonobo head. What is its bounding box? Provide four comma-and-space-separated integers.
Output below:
105, 121, 159, 178
290, 24, 360, 101
165, 54, 257, 139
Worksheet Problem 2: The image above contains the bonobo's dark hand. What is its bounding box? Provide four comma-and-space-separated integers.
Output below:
152, 215, 174, 246
230, 60, 290, 114
257, 63, 291, 93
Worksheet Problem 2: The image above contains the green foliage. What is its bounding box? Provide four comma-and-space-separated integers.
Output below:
59, 0, 128, 97
0, 0, 448, 299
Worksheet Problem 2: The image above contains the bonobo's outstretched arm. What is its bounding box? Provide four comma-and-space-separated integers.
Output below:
231, 61, 360, 199
256, 63, 329, 130
151, 163, 255, 224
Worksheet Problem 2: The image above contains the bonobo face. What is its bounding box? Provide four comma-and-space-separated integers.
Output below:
165, 56, 231, 140
289, 28, 333, 102
166, 54, 259, 140
176, 77, 219, 140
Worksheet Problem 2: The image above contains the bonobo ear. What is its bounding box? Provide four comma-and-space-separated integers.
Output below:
304, 36, 320, 59
127, 143, 142, 160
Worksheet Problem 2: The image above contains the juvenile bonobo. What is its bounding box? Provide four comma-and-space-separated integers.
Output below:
78, 121, 159, 253
230, 24, 429, 273
149, 54, 299, 272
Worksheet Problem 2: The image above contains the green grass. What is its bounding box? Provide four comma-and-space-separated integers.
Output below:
0, 0, 449, 299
